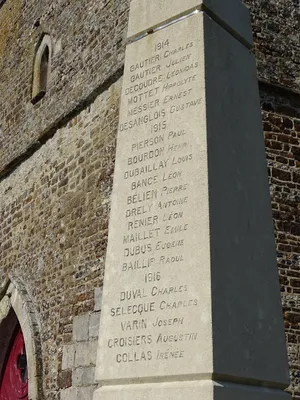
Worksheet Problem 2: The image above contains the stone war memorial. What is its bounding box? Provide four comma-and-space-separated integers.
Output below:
0, 0, 299, 399
94, 0, 291, 400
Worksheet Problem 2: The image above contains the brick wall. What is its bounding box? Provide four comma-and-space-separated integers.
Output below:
0, 80, 122, 399
259, 82, 300, 398
244, 0, 300, 92
242, 1, 300, 397
0, 0, 129, 176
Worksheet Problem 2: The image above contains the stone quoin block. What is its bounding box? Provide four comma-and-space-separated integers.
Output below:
73, 314, 90, 342
62, 344, 75, 371
75, 341, 98, 368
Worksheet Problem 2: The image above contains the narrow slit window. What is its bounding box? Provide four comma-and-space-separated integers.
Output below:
31, 34, 52, 104
40, 46, 49, 93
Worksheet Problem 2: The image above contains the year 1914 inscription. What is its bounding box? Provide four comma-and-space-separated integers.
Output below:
98, 15, 210, 380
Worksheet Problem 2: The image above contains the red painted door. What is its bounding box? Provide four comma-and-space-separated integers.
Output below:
0, 329, 28, 400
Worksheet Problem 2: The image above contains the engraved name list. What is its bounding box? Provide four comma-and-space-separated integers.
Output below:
99, 17, 209, 380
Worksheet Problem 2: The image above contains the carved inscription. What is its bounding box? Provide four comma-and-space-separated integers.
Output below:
100, 17, 207, 379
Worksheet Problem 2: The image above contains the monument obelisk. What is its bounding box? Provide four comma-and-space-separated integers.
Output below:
93, 1, 291, 399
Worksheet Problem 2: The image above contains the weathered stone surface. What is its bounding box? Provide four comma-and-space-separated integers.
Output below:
73, 368, 84, 387
82, 368, 96, 387
62, 344, 75, 371
128, 0, 253, 47
73, 367, 96, 387
0, 295, 10, 325
73, 314, 90, 342
94, 288, 103, 312
61, 387, 77, 400
95, 4, 289, 397
97, 381, 291, 400
89, 312, 100, 339
75, 341, 98, 368
77, 386, 97, 400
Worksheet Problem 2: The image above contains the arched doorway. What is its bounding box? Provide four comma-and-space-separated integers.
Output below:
0, 323, 28, 400
0, 278, 41, 400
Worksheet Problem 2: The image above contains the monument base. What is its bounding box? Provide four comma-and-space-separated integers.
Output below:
93, 381, 290, 400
